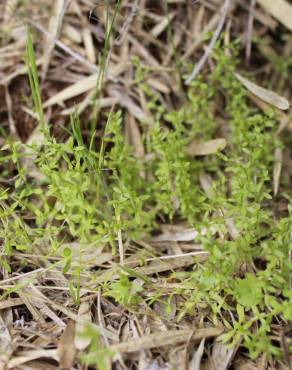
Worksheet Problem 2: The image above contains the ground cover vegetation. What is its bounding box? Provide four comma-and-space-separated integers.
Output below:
0, 0, 291, 369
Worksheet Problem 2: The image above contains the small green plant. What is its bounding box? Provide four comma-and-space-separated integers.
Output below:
105, 270, 143, 307
80, 324, 115, 370
0, 33, 290, 364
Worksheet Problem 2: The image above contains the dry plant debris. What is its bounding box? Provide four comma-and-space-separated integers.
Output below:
0, 0, 292, 369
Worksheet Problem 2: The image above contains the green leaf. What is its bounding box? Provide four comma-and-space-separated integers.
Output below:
235, 274, 263, 308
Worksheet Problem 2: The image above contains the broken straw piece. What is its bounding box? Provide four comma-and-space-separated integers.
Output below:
257, 0, 292, 32
187, 138, 227, 156
235, 73, 290, 111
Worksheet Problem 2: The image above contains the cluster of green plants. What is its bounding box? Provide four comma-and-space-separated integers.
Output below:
0, 34, 291, 365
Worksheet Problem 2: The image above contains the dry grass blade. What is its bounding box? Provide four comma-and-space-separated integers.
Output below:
43, 73, 99, 107
4, 85, 16, 136
43, 63, 129, 108
187, 138, 227, 156
17, 291, 46, 325
273, 148, 283, 196
0, 58, 44, 85
83, 28, 96, 63
235, 73, 290, 110
110, 327, 223, 354
136, 251, 209, 275
57, 320, 76, 370
21, 285, 66, 327
0, 312, 13, 370
75, 302, 92, 351
147, 78, 170, 94
0, 298, 23, 310
185, 0, 231, 84
48, 300, 117, 341
107, 86, 147, 121
7, 350, 58, 369
151, 13, 175, 38
152, 230, 198, 242
61, 95, 118, 115
257, 0, 292, 32
151, 226, 208, 242
188, 339, 205, 370
206, 341, 240, 370
42, 0, 69, 79
245, 0, 256, 64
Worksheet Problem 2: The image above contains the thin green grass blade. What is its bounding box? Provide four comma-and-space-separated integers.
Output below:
90, 0, 123, 138
70, 110, 84, 146
25, 28, 47, 133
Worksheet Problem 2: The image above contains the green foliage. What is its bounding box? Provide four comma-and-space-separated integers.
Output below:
105, 270, 143, 307
80, 325, 115, 370
0, 37, 290, 362
234, 274, 264, 308
147, 114, 204, 222
103, 110, 155, 241
171, 42, 290, 359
